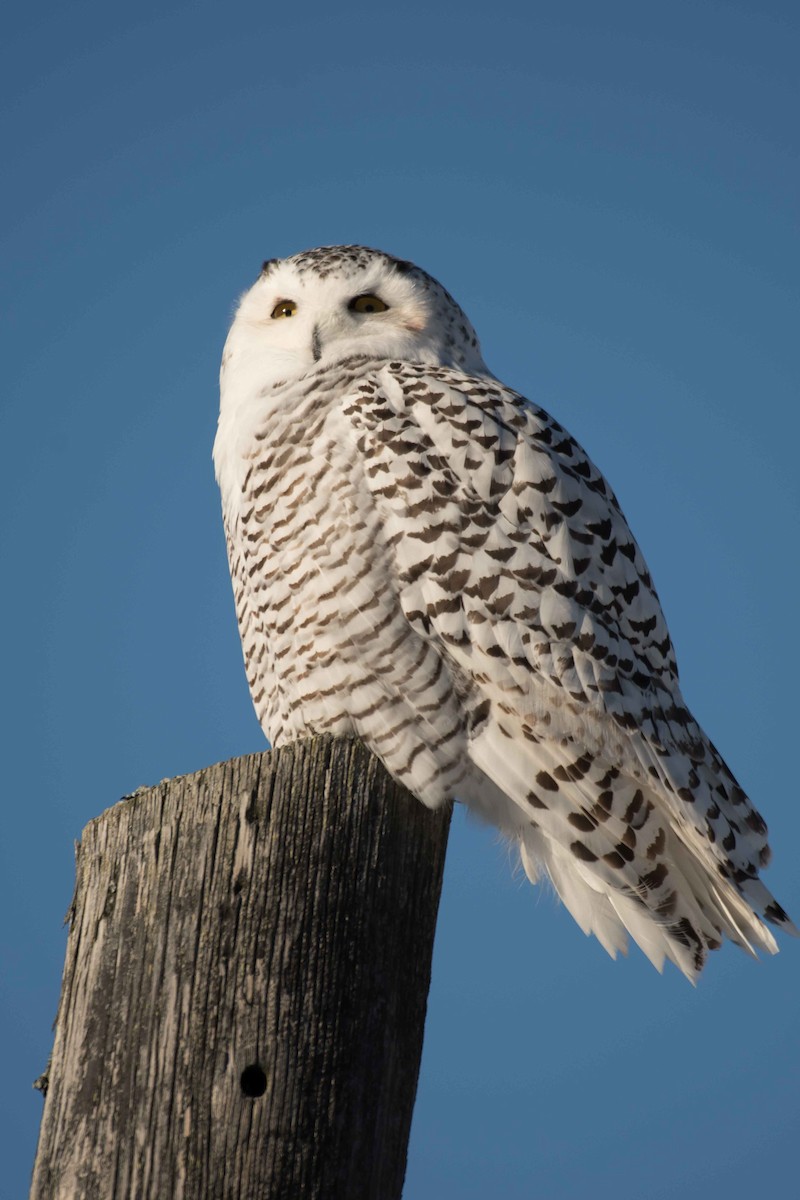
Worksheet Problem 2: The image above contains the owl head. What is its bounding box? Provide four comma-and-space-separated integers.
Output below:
220, 245, 489, 396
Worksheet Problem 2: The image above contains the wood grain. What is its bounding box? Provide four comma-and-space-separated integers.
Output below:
31, 737, 451, 1200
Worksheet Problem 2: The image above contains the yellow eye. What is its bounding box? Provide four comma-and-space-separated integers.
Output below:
349, 294, 389, 314
271, 299, 297, 319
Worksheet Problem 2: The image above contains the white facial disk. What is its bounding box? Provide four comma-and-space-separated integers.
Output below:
219, 244, 489, 407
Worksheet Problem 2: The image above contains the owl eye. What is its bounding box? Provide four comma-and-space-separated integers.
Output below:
349, 294, 389, 314
271, 299, 298, 319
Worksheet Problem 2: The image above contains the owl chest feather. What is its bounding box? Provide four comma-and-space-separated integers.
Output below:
218, 371, 471, 802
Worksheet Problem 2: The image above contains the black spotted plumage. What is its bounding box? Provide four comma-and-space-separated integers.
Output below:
214, 245, 796, 981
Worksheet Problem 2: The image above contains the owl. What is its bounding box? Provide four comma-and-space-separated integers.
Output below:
214, 244, 794, 981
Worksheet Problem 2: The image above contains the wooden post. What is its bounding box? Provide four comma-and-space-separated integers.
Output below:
31, 736, 451, 1200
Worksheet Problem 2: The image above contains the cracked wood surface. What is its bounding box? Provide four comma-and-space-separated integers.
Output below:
31, 737, 451, 1200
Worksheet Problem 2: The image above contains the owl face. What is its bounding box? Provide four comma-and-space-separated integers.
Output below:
220, 245, 488, 398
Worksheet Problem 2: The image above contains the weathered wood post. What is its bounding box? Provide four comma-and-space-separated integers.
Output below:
31, 736, 451, 1200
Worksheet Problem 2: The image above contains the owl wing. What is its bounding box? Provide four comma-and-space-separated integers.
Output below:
339, 359, 794, 978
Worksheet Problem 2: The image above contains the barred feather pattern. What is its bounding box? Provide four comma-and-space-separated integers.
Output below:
214, 245, 795, 981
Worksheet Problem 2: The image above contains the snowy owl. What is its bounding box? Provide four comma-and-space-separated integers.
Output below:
214, 244, 794, 981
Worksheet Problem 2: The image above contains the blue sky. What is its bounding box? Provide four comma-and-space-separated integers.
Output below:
3, 2, 798, 1195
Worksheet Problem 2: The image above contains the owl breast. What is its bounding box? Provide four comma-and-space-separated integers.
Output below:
220, 360, 470, 804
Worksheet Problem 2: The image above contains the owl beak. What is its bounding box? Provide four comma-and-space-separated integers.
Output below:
311, 325, 322, 362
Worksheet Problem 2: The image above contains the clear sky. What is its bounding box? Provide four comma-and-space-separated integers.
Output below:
3, 2, 799, 1196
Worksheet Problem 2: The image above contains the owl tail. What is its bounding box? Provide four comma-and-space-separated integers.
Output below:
464, 720, 785, 983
